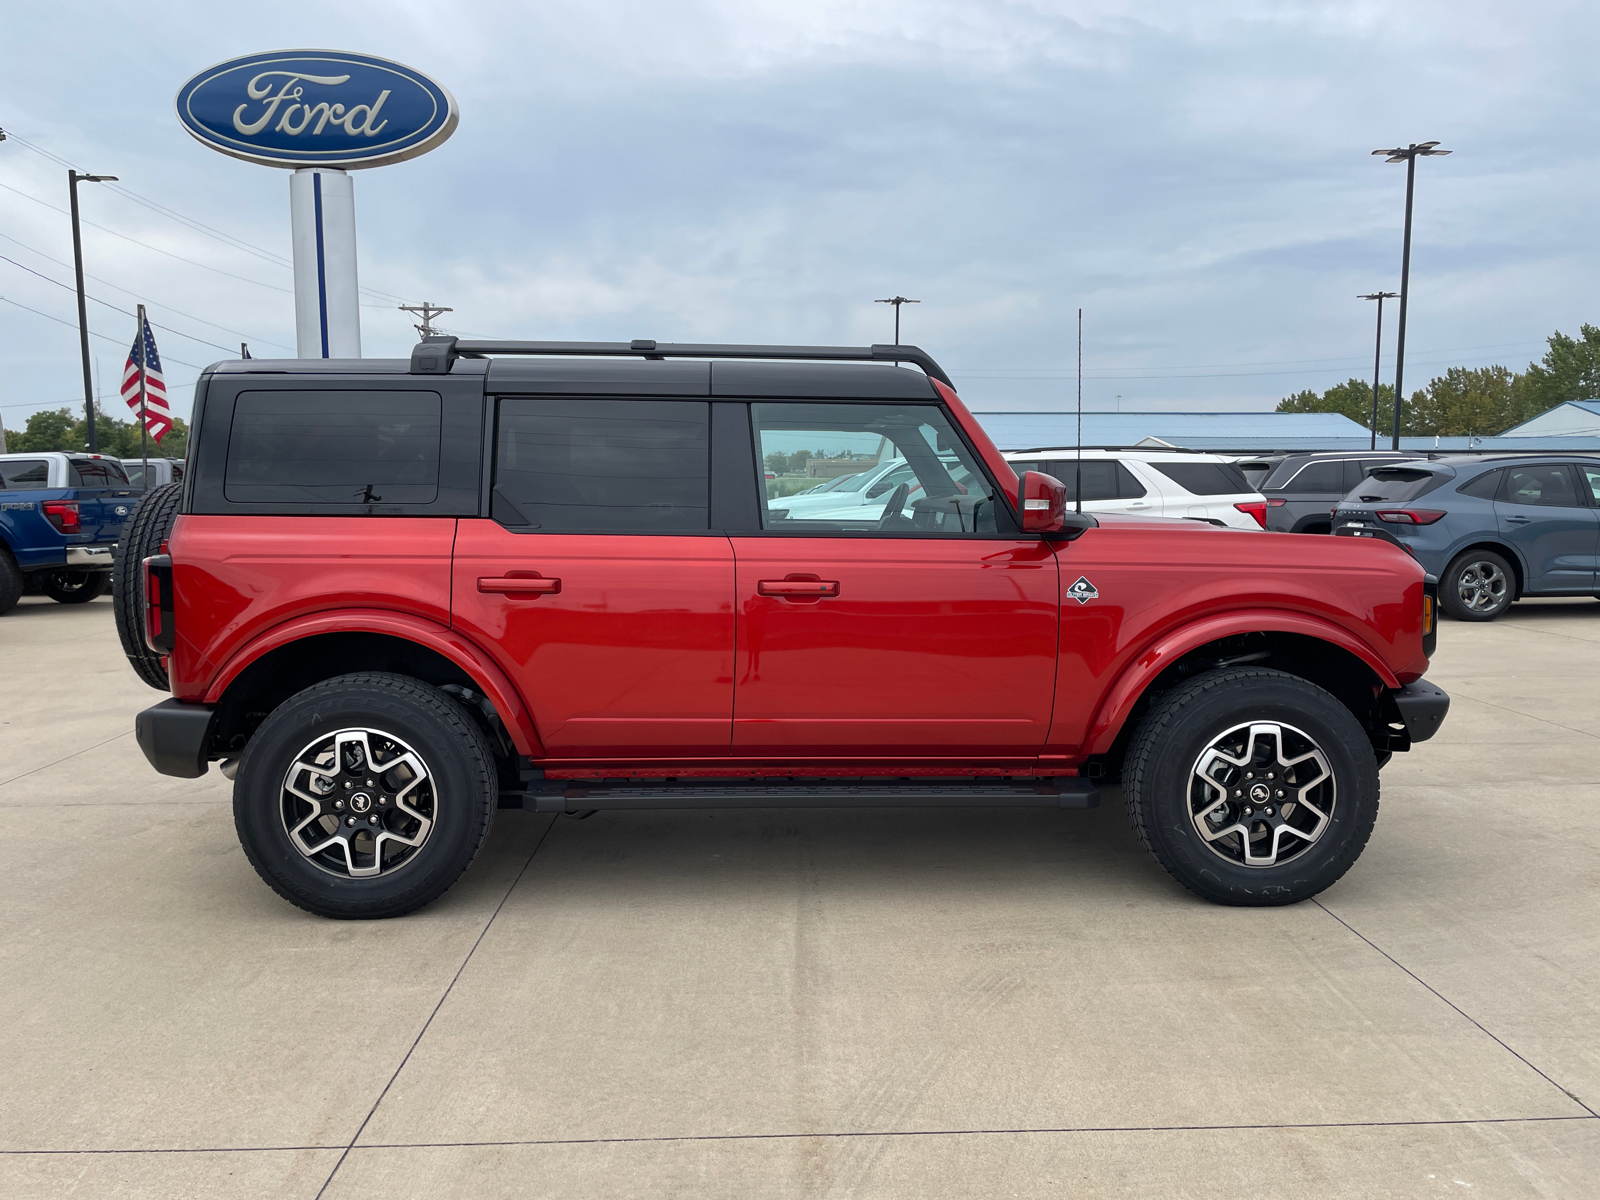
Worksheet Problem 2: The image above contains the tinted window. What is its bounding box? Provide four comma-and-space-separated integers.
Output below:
225, 391, 442, 505
123, 463, 146, 487
755, 403, 997, 534
1455, 469, 1502, 500
1150, 462, 1251, 496
1236, 461, 1277, 488
1582, 465, 1600, 504
1353, 468, 1444, 503
68, 459, 129, 487
1502, 464, 1580, 508
0, 459, 50, 489
1278, 461, 1346, 494
1024, 461, 1145, 500
493, 398, 709, 532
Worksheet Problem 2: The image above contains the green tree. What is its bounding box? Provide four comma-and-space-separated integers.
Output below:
12, 407, 77, 451
1518, 323, 1600, 420
1277, 378, 1401, 432
1404, 366, 1517, 437
9, 406, 187, 459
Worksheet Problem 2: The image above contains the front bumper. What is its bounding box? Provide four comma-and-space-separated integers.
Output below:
135, 699, 218, 778
1392, 678, 1450, 743
65, 544, 115, 569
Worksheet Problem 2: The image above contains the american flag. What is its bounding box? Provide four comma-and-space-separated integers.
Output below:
120, 314, 173, 443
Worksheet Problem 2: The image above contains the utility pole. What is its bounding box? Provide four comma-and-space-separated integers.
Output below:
1358, 292, 1399, 451
399, 301, 452, 339
1372, 141, 1451, 449
874, 296, 920, 345
69, 169, 118, 452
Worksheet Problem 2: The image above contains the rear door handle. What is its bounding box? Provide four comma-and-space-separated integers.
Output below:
1506, 516, 1532, 525
758, 579, 840, 597
478, 575, 561, 595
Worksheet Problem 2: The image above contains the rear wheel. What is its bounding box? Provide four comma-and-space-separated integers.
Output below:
0, 550, 21, 615
1123, 668, 1379, 906
43, 570, 107, 603
233, 672, 497, 919
113, 483, 182, 689
1440, 549, 1513, 621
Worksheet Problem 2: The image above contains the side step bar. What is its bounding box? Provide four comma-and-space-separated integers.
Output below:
515, 778, 1099, 815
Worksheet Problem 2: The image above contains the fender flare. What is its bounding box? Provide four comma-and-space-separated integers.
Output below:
202, 609, 544, 757
1082, 609, 1402, 757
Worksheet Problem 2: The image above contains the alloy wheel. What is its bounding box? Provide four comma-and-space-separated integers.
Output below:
1455, 560, 1508, 613
1188, 721, 1335, 867
280, 728, 435, 878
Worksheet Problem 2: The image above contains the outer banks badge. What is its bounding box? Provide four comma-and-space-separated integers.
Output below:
1067, 576, 1099, 605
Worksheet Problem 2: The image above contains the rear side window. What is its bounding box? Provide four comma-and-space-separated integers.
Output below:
1276, 460, 1345, 494
1353, 468, 1443, 503
493, 398, 709, 532
1455, 469, 1502, 500
0, 460, 50, 489
225, 391, 442, 505
69, 459, 129, 487
1502, 464, 1581, 508
1150, 462, 1251, 496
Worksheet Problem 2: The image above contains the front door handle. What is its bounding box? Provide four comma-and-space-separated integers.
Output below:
478, 574, 561, 595
758, 578, 840, 597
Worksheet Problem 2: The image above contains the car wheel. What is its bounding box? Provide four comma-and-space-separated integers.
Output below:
113, 483, 182, 689
43, 570, 108, 604
1123, 667, 1379, 906
233, 672, 498, 919
0, 550, 22, 615
1440, 549, 1513, 622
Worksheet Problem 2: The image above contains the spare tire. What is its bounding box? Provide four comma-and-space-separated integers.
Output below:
113, 483, 182, 690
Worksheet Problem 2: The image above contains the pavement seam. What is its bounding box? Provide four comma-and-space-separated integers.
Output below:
312, 817, 558, 1199
1312, 898, 1598, 1119
1437, 690, 1600, 742
0, 731, 132, 789
6, 1114, 1594, 1156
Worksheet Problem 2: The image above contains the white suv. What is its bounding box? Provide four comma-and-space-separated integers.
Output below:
1002, 449, 1267, 530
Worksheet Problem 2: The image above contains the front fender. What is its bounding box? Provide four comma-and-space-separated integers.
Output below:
202, 609, 544, 757
1081, 609, 1403, 757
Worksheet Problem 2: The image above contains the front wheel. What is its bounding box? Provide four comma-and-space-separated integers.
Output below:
234, 672, 498, 919
1123, 668, 1379, 906
43, 570, 107, 604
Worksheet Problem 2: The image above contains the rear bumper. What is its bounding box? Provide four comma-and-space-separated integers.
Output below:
135, 699, 217, 778
1392, 678, 1450, 743
65, 544, 116, 569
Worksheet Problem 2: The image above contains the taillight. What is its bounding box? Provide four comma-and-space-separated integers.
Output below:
1376, 509, 1446, 525
42, 501, 80, 533
1234, 501, 1268, 528
144, 554, 175, 655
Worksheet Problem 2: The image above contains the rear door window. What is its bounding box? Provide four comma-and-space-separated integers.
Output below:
493, 398, 710, 532
1025, 461, 1146, 500
0, 460, 51, 489
1149, 461, 1251, 496
68, 459, 130, 488
225, 391, 442, 505
1501, 464, 1582, 508
1279, 460, 1346, 494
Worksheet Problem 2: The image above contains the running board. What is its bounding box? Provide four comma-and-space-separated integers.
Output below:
515, 778, 1099, 814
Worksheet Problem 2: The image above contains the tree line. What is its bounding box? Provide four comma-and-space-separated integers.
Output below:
1276, 324, 1600, 437
3, 407, 190, 460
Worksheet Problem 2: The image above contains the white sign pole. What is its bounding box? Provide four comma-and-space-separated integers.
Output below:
289, 168, 362, 358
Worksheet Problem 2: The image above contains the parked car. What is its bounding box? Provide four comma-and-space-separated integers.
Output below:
0, 452, 136, 613
1233, 454, 1287, 491
1259, 451, 1423, 534
1004, 449, 1268, 529
770, 457, 919, 517
127, 337, 1445, 918
121, 457, 185, 489
1333, 455, 1600, 621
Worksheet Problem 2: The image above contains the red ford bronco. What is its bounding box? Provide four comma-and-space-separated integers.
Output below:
122, 339, 1448, 918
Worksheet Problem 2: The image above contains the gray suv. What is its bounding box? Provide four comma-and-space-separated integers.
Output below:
1261, 451, 1420, 534
1333, 456, 1600, 621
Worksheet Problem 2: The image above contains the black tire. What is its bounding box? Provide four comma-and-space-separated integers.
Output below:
234, 672, 497, 919
1123, 667, 1380, 906
43, 570, 108, 604
113, 483, 182, 689
1439, 549, 1514, 622
0, 549, 22, 615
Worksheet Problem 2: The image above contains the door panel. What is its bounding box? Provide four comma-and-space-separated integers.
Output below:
452, 521, 735, 756
1495, 464, 1599, 592
729, 537, 1059, 758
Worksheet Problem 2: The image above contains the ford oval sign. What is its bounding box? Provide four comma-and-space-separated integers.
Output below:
176, 50, 457, 169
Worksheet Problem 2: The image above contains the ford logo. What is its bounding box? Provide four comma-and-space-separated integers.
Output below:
175, 50, 458, 169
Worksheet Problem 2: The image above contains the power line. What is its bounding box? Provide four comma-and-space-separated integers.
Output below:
0, 293, 205, 369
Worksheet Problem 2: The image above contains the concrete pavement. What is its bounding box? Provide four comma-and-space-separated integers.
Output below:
2, 593, 1597, 1197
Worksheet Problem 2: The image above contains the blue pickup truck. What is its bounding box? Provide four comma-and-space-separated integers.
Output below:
0, 452, 137, 614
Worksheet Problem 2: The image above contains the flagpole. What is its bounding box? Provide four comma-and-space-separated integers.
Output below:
136, 304, 149, 491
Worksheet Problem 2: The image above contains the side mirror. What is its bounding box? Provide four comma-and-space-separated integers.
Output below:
1020, 470, 1098, 539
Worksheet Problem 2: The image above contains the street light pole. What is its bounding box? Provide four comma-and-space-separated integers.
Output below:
1358, 291, 1399, 451
1372, 141, 1450, 450
874, 296, 920, 345
68, 169, 118, 452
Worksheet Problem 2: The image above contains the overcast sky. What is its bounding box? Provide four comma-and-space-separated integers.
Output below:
2, 0, 1596, 433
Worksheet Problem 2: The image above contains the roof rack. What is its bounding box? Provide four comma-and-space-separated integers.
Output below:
408, 336, 954, 387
